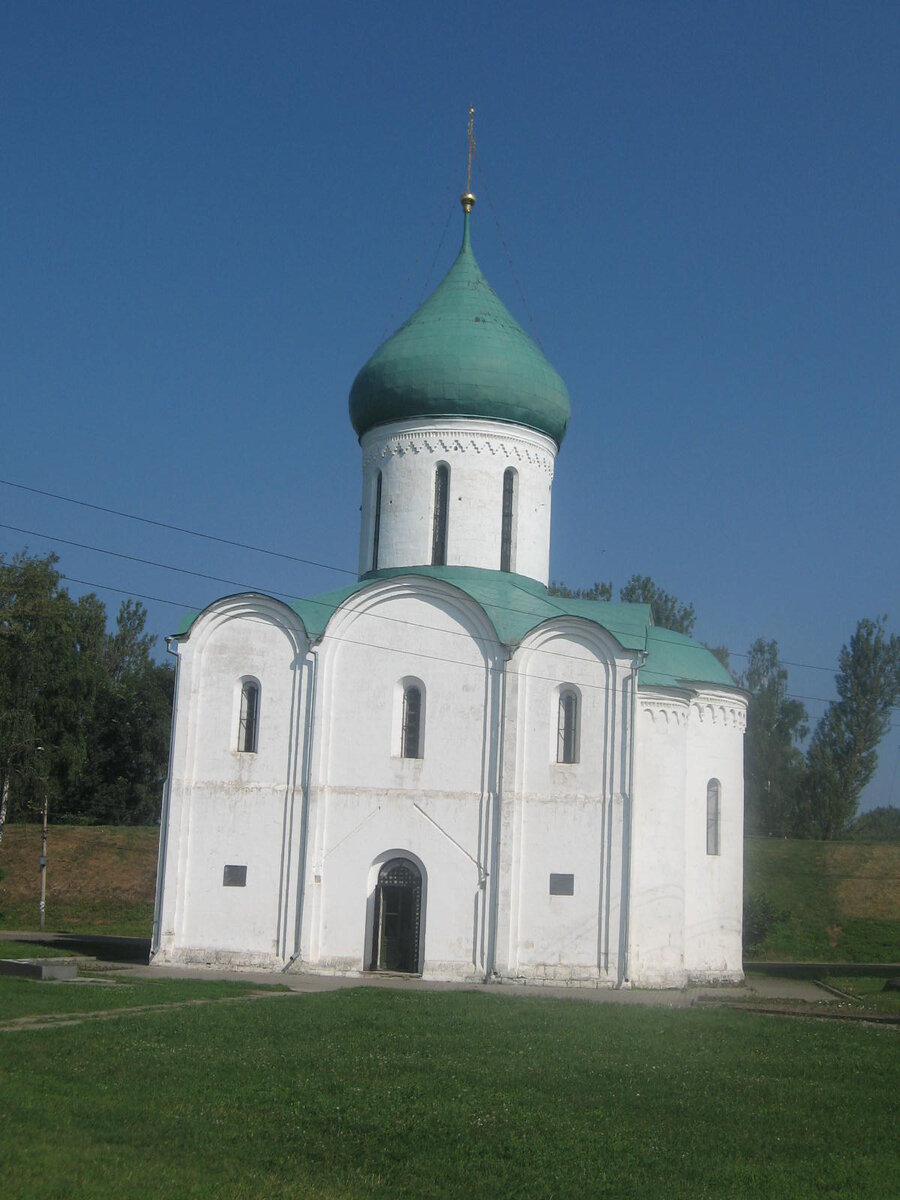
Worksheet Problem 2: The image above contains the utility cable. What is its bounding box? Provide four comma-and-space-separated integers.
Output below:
0, 478, 357, 577
32, 563, 898, 727
2, 481, 897, 684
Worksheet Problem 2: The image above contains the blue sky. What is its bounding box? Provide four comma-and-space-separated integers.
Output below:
2, 2, 898, 811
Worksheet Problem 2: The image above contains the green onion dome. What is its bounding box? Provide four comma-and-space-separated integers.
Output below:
349, 209, 571, 447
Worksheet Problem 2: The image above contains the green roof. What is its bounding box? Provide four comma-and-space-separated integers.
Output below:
349, 210, 571, 447
175, 566, 735, 692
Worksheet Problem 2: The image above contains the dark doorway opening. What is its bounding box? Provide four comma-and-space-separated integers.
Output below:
370, 857, 422, 973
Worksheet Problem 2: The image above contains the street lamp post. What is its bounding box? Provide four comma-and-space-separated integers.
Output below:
36, 746, 48, 932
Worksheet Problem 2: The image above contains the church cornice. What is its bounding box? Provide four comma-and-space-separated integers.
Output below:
362, 421, 556, 478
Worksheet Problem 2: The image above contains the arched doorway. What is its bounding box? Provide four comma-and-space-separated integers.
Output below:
370, 857, 422, 973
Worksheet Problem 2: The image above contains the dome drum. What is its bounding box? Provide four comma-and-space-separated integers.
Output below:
357, 417, 556, 584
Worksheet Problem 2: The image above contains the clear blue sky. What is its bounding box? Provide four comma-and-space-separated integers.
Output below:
2, 2, 898, 812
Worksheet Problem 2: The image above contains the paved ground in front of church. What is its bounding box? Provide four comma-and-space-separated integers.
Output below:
4, 930, 895, 1019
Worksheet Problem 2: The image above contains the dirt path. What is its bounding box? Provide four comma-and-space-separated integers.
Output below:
0, 987, 297, 1033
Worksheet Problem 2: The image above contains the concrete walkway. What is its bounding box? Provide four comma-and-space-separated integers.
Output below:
130, 960, 838, 1006
1, 931, 881, 1008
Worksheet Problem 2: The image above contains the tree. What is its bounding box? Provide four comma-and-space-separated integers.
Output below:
0, 552, 174, 837
67, 601, 174, 825
741, 639, 808, 836
705, 644, 732, 671
619, 575, 695, 635
549, 574, 695, 635
0, 551, 85, 847
797, 617, 900, 838
848, 805, 900, 842
548, 580, 612, 601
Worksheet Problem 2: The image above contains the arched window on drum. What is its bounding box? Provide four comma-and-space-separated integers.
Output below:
500, 467, 517, 573
431, 463, 450, 566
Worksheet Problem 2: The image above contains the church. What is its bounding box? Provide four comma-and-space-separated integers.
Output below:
151, 185, 747, 989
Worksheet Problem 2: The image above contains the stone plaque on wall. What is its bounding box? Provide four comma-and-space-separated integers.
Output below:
223, 864, 247, 887
549, 873, 574, 896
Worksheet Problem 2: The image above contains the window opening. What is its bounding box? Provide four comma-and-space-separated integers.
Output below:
372, 471, 382, 571
500, 467, 516, 572
238, 680, 259, 753
707, 779, 721, 855
557, 690, 578, 763
431, 464, 449, 565
401, 685, 422, 759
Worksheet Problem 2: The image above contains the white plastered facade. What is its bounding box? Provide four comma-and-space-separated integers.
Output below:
153, 543, 747, 988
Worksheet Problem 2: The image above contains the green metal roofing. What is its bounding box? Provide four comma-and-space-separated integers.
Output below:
175, 566, 735, 692
349, 211, 572, 447
637, 624, 736, 690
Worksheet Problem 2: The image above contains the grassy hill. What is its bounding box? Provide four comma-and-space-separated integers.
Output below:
0, 824, 158, 935
1, 823, 899, 959
744, 835, 900, 961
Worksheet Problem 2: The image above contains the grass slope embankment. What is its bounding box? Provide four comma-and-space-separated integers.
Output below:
744, 836, 900, 962
0, 824, 158, 936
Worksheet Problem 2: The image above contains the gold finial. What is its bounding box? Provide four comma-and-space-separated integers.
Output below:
461, 105, 476, 212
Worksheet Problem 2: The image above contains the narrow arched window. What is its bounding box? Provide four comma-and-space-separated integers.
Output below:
500, 467, 517, 573
706, 779, 721, 855
431, 464, 449, 566
401, 685, 422, 759
557, 689, 579, 763
371, 470, 383, 571
238, 680, 260, 753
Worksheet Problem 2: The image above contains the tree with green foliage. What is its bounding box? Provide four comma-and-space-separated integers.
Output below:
848, 805, 900, 841
0, 552, 85, 847
704, 644, 731, 671
548, 580, 613, 601
741, 639, 808, 836
68, 600, 174, 824
796, 617, 900, 838
0, 551, 174, 837
619, 575, 695, 636
549, 574, 696, 635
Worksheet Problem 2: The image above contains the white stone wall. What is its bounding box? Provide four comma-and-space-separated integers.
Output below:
154, 596, 310, 968
682, 693, 746, 982
628, 693, 691, 987
299, 578, 504, 979
629, 686, 747, 987
357, 417, 557, 584
494, 622, 635, 986
153, 587, 746, 989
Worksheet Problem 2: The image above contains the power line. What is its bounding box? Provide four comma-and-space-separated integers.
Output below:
2, 518, 753, 671
0, 478, 357, 577
25, 565, 898, 728
62, 574, 195, 611
1, 477, 896, 686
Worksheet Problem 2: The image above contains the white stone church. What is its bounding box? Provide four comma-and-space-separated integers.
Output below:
151, 193, 746, 988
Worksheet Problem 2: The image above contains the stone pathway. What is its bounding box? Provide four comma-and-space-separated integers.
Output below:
3, 931, 897, 1028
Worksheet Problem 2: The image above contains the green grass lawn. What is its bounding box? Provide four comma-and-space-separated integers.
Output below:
823, 975, 900, 1015
0, 983, 897, 1199
0, 939, 77, 960
0, 974, 282, 1022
